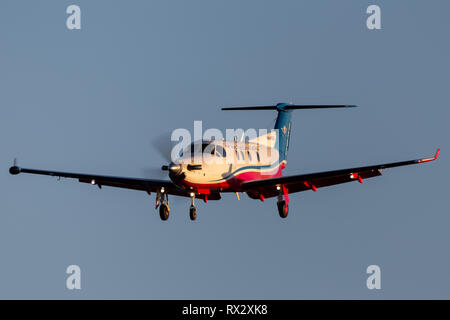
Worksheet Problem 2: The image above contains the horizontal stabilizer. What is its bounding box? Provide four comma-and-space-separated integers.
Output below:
221, 104, 357, 111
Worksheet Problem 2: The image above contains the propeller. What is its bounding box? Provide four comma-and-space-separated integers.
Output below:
140, 166, 167, 179
147, 131, 187, 180
150, 131, 173, 164
139, 131, 177, 178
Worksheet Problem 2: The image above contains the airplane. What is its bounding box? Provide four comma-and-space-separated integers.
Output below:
9, 103, 439, 221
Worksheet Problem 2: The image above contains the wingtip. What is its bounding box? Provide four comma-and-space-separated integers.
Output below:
435, 148, 440, 160
9, 158, 21, 175
9, 166, 20, 175
417, 148, 440, 163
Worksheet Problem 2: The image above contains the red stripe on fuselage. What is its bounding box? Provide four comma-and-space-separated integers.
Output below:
179, 163, 284, 191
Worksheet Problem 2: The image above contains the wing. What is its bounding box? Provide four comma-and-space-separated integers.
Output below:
241, 149, 440, 200
8, 165, 193, 198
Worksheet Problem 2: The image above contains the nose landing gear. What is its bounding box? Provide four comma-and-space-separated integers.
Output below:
189, 193, 197, 221
189, 205, 197, 221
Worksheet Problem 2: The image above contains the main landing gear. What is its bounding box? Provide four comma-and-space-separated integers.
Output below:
277, 200, 288, 218
159, 202, 170, 221
156, 188, 170, 221
277, 186, 289, 218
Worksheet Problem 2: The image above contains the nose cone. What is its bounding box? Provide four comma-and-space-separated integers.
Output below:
168, 162, 185, 181
162, 162, 182, 174
170, 163, 181, 174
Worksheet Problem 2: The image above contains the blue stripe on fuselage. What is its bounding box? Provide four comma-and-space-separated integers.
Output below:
209, 162, 281, 182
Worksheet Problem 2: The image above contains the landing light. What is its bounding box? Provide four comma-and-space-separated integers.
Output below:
91, 179, 95, 185
161, 187, 165, 193
276, 185, 281, 191
350, 173, 355, 179
190, 192, 195, 197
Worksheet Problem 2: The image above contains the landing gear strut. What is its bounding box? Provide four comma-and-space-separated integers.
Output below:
189, 193, 197, 221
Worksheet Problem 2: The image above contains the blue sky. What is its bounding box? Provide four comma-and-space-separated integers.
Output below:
0, 0, 448, 298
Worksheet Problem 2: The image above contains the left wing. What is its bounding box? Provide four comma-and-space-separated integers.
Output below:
241, 149, 440, 200
8, 165, 193, 198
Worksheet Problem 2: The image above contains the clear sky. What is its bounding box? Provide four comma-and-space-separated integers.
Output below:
0, 0, 448, 299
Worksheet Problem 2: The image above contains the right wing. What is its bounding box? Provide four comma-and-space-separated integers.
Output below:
241, 149, 440, 199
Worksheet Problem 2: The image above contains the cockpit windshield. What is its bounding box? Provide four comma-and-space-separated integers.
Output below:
180, 141, 225, 158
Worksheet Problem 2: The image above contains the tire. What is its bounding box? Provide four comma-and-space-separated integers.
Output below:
277, 200, 288, 218
159, 203, 169, 221
189, 205, 197, 221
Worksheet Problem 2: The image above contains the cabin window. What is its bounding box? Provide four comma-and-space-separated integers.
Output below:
247, 151, 252, 162
240, 151, 245, 161
256, 151, 261, 162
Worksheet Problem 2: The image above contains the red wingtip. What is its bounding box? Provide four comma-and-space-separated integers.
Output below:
418, 148, 440, 163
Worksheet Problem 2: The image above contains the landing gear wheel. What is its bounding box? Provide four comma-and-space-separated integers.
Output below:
159, 203, 170, 221
277, 200, 288, 218
189, 205, 197, 221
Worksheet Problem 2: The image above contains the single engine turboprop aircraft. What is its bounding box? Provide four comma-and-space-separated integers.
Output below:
9, 103, 439, 221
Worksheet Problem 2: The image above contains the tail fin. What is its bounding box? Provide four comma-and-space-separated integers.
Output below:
221, 103, 357, 162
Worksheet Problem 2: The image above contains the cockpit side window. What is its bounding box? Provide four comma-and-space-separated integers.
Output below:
207, 144, 215, 156
215, 145, 226, 158
187, 142, 215, 155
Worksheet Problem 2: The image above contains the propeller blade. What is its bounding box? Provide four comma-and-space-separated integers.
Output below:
140, 166, 168, 179
150, 131, 173, 163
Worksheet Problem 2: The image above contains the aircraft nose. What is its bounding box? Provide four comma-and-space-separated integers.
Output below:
168, 162, 182, 176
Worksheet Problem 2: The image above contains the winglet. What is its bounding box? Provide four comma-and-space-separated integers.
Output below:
435, 148, 441, 159
418, 148, 440, 163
